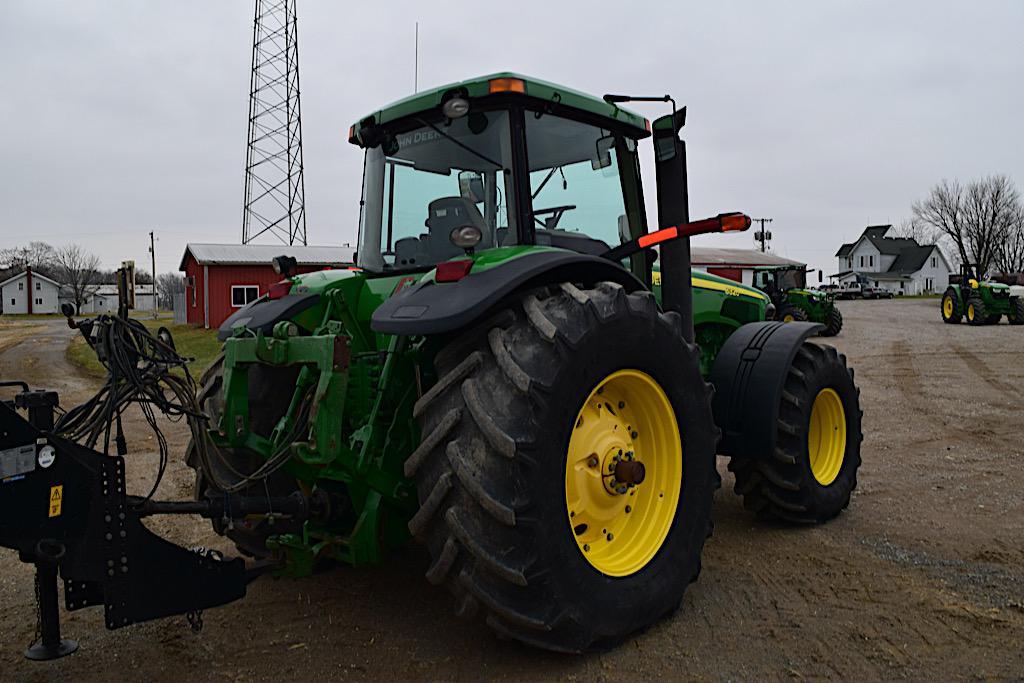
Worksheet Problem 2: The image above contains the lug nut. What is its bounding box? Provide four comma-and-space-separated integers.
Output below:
606, 533, 614, 541
587, 455, 599, 468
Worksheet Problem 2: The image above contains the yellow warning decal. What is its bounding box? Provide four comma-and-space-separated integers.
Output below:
49, 485, 63, 518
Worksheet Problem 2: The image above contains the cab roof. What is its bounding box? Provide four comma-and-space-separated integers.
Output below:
349, 72, 649, 142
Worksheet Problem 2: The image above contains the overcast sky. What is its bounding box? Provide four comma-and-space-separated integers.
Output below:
2, 1, 1022, 276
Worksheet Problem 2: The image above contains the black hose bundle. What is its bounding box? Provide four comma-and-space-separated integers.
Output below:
55, 316, 204, 506
57, 315, 315, 504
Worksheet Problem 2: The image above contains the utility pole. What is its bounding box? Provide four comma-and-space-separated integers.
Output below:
753, 217, 773, 253
148, 231, 157, 318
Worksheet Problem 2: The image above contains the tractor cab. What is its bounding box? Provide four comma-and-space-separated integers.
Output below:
350, 74, 652, 281
753, 265, 825, 306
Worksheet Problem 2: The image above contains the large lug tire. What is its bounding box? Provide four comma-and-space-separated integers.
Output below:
184, 355, 302, 558
1009, 298, 1024, 326
985, 314, 1002, 325
408, 282, 717, 653
941, 289, 962, 324
778, 306, 809, 323
727, 342, 862, 524
821, 306, 843, 337
966, 296, 987, 326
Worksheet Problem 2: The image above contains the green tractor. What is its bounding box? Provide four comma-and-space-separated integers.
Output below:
941, 263, 1024, 325
189, 74, 863, 651
752, 265, 843, 336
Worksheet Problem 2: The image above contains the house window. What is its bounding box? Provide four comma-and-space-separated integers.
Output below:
18, 282, 24, 291
36, 282, 41, 290
931, 257, 936, 268
10, 298, 14, 306
35, 298, 43, 305
925, 278, 933, 291
231, 285, 259, 307
869, 255, 874, 267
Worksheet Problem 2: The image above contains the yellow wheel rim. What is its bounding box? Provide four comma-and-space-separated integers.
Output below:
807, 388, 846, 486
943, 297, 953, 317
967, 304, 975, 321
783, 314, 795, 323
564, 370, 682, 577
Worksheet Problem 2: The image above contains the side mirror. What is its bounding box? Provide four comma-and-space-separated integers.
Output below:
458, 171, 485, 203
592, 135, 614, 170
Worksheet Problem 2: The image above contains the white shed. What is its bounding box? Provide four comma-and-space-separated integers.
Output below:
0, 269, 63, 315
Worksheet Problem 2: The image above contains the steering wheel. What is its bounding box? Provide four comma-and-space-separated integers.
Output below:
533, 205, 577, 229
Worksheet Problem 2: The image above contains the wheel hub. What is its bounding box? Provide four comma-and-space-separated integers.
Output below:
565, 370, 682, 577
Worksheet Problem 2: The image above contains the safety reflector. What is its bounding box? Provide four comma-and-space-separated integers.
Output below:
267, 281, 293, 299
435, 260, 474, 283
638, 227, 679, 249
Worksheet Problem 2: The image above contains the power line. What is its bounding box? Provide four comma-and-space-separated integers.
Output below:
753, 217, 773, 252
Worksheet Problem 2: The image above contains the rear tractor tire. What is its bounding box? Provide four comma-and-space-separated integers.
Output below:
779, 306, 809, 324
821, 306, 843, 337
965, 296, 987, 326
1009, 298, 1024, 326
941, 289, 962, 324
728, 342, 862, 523
408, 282, 718, 652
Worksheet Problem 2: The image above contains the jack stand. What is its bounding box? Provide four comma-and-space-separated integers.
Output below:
24, 541, 78, 661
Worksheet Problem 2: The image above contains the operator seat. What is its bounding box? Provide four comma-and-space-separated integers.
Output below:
424, 197, 490, 262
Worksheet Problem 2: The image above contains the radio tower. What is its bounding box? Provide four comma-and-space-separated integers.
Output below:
241, 0, 307, 245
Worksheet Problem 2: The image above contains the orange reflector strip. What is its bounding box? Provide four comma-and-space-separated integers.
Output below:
489, 77, 526, 94
644, 119, 651, 133
721, 213, 752, 232
348, 125, 355, 140
638, 227, 678, 248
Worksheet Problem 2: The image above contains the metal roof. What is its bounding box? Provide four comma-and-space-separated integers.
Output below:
689, 247, 805, 267
180, 243, 355, 270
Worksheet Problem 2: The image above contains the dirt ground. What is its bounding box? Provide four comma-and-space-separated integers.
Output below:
1, 301, 1022, 681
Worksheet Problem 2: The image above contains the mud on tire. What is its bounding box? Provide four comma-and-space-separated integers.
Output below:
728, 342, 862, 524
407, 281, 717, 653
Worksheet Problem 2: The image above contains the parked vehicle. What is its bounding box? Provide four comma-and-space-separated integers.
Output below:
942, 264, 1024, 325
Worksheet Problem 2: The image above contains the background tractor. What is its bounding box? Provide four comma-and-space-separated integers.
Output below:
1, 73, 863, 658
752, 265, 844, 336
941, 263, 1024, 325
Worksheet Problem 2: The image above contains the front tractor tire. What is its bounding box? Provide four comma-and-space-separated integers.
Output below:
728, 342, 862, 523
408, 282, 717, 653
778, 306, 809, 323
1009, 298, 1024, 326
965, 296, 987, 326
821, 306, 843, 337
941, 289, 962, 324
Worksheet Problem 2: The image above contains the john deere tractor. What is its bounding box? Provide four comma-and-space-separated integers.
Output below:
0, 73, 862, 658
941, 263, 1024, 325
753, 265, 843, 336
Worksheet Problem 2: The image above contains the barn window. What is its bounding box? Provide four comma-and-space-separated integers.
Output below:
18, 282, 23, 291
36, 282, 41, 290
231, 285, 259, 307
10, 298, 14, 306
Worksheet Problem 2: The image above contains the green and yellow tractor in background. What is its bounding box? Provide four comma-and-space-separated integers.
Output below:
941, 263, 1024, 325
1, 73, 863, 658
752, 265, 843, 336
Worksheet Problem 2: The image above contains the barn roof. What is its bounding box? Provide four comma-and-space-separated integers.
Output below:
180, 243, 355, 270
689, 247, 805, 268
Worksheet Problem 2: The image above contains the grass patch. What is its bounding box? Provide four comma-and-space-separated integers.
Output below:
66, 321, 220, 383
0, 320, 45, 354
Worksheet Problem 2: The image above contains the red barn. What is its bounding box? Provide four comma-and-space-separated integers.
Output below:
179, 243, 354, 329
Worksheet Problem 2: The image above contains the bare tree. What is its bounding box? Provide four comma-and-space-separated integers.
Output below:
54, 244, 102, 314
156, 271, 185, 309
913, 175, 1022, 277
0, 241, 58, 279
993, 204, 1024, 275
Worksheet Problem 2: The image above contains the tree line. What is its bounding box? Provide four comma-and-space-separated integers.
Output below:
0, 241, 183, 313
901, 174, 1024, 278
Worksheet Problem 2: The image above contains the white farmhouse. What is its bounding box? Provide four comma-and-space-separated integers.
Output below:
834, 225, 952, 295
79, 284, 157, 314
0, 269, 63, 315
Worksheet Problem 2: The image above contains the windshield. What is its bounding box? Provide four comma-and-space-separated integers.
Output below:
357, 112, 517, 272
525, 113, 640, 255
